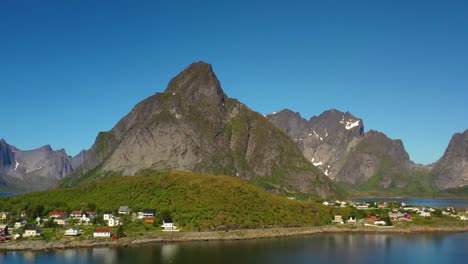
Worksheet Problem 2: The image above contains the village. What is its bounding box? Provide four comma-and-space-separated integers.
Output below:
0, 205, 179, 242
1, 200, 467, 244
322, 200, 468, 227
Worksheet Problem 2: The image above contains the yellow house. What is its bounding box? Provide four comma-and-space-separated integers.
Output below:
0, 212, 9, 220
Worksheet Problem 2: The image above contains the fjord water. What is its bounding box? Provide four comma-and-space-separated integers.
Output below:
353, 198, 468, 209
3, 233, 468, 264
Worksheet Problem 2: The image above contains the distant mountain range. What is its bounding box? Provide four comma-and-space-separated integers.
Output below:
0, 139, 84, 192
1, 62, 467, 197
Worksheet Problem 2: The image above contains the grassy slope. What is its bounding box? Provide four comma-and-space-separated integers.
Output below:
0, 171, 348, 231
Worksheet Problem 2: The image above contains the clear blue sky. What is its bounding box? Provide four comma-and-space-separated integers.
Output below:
1, 0, 467, 164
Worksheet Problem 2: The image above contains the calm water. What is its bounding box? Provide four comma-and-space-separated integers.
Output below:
352, 198, 468, 209
2, 233, 468, 264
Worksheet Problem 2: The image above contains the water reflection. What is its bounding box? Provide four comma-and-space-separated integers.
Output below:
161, 244, 179, 263
3, 233, 468, 264
92, 247, 117, 264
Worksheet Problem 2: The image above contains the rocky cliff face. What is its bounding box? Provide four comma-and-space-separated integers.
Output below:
267, 109, 365, 180
432, 130, 468, 190
336, 130, 412, 186
0, 139, 84, 192
76, 62, 337, 197
267, 109, 412, 188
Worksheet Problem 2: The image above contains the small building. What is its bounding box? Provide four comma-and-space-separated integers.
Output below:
460, 216, 468, 221
118, 206, 132, 215
49, 211, 66, 218
53, 216, 69, 226
23, 225, 41, 237
108, 216, 121, 227
377, 202, 387, 209
144, 217, 155, 224
347, 216, 356, 223
332, 215, 344, 224
0, 224, 8, 236
420, 211, 431, 217
36, 217, 46, 227
356, 204, 369, 209
374, 221, 387, 226
103, 211, 113, 221
162, 217, 178, 231
137, 209, 156, 219
93, 228, 112, 238
365, 214, 380, 221
70, 210, 83, 218
81, 213, 92, 225
401, 214, 412, 221
65, 228, 80, 236
322, 201, 329, 206
0, 212, 9, 220
14, 219, 27, 229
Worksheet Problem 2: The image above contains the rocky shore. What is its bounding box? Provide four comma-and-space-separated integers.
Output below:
1, 225, 468, 252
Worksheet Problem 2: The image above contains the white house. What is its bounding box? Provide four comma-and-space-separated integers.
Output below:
70, 210, 83, 218
118, 206, 132, 215
322, 201, 329, 206
14, 219, 27, 229
420, 211, 431, 217
23, 225, 41, 237
53, 216, 69, 226
81, 213, 92, 225
347, 216, 356, 223
65, 228, 80, 236
137, 209, 156, 219
374, 221, 387, 226
103, 211, 113, 221
460, 216, 468, 221
108, 216, 121, 227
36, 217, 46, 227
333, 215, 344, 224
93, 228, 111, 238
162, 217, 178, 231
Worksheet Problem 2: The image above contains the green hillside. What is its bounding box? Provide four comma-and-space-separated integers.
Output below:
0, 171, 346, 231
337, 169, 439, 198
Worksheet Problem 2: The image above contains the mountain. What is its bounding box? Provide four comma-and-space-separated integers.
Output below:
71, 150, 87, 169
0, 139, 83, 192
68, 62, 337, 198
432, 130, 468, 190
267, 109, 414, 189
267, 109, 364, 180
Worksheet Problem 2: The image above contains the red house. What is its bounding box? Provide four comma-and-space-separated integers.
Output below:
49, 211, 66, 218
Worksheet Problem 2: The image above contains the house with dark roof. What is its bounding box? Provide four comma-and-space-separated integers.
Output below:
23, 225, 41, 237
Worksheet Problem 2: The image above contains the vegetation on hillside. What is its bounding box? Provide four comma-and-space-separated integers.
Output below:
338, 169, 443, 198
0, 171, 348, 231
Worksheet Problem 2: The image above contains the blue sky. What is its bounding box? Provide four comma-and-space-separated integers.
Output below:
1, 0, 467, 164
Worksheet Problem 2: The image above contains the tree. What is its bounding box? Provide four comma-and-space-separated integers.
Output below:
34, 205, 45, 218
117, 225, 125, 237
87, 203, 97, 212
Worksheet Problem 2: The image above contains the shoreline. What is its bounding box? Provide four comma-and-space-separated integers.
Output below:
1, 225, 468, 252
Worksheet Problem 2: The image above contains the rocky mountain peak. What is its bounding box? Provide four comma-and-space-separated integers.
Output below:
433, 129, 468, 189
0, 139, 14, 169
165, 61, 226, 107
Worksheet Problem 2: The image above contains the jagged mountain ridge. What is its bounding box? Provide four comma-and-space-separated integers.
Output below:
72, 62, 337, 197
0, 139, 84, 192
432, 130, 468, 190
267, 109, 413, 188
